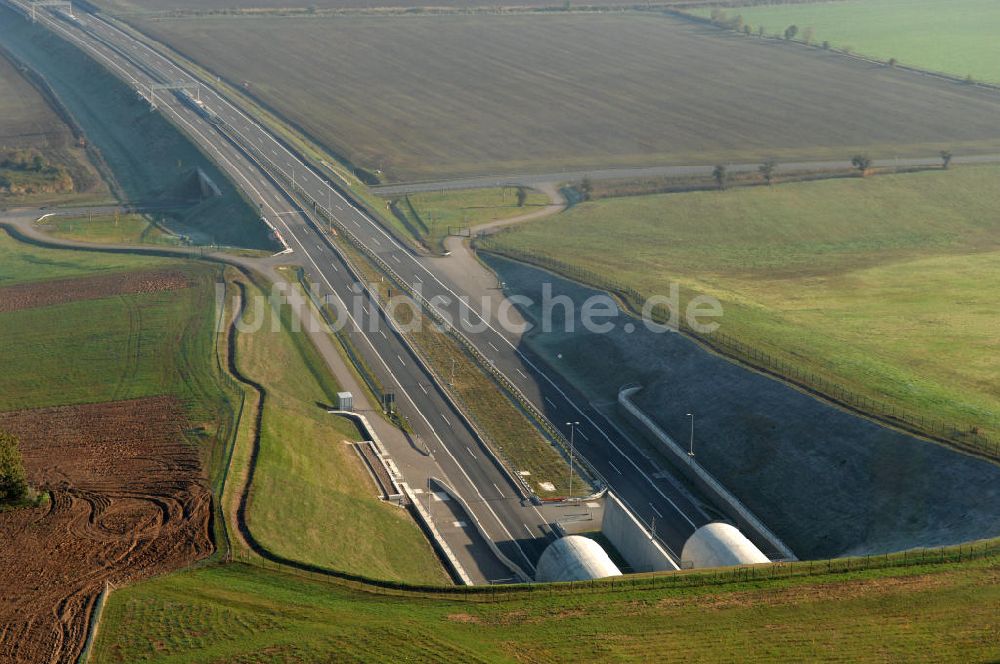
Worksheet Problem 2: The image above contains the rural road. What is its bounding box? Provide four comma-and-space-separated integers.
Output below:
371, 153, 1000, 195
8, 0, 728, 574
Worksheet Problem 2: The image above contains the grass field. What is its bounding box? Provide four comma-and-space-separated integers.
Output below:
43, 213, 181, 246
132, 13, 1000, 182
388, 187, 549, 250
92, 552, 1000, 662
93, 0, 715, 14
232, 274, 447, 584
484, 165, 1000, 443
699, 0, 1000, 84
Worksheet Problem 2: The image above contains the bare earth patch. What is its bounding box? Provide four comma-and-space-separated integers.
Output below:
0, 269, 191, 313
0, 396, 213, 663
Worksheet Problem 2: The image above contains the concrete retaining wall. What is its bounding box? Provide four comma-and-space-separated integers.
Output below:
619, 385, 796, 561
601, 492, 679, 573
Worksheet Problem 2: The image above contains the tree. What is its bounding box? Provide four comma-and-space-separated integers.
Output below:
757, 25, 766, 37
822, 40, 831, 50
784, 24, 799, 41
851, 154, 872, 177
515, 186, 527, 207
733, 15, 745, 33
743, 24, 752, 37
758, 159, 778, 186
888, 57, 897, 67
940, 150, 953, 170
579, 177, 593, 201
713, 164, 729, 190
802, 26, 815, 45
0, 432, 28, 507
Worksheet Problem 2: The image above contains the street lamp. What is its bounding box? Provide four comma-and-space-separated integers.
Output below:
687, 413, 695, 458
566, 421, 580, 497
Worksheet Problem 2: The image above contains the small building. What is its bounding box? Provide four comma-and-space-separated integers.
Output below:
337, 392, 353, 411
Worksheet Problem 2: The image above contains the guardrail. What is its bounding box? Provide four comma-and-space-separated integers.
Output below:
218, 120, 604, 500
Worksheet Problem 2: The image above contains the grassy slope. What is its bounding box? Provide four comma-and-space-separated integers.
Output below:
235, 275, 446, 584
703, 0, 1000, 84
0, 6, 269, 250
93, 554, 1000, 663
0, 50, 106, 207
131, 13, 1000, 182
486, 166, 1000, 440
390, 187, 549, 250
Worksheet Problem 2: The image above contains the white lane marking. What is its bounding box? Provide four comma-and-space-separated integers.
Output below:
397, 354, 405, 366
545, 397, 557, 408
419, 383, 428, 395
379, 330, 387, 339
74, 12, 547, 569
609, 461, 622, 475
331, 264, 339, 272
467, 446, 477, 460
372, 236, 381, 246
391, 254, 400, 264
515, 368, 527, 379
650, 503, 664, 519
493, 482, 504, 498
577, 429, 590, 441
523, 523, 534, 537
488, 342, 499, 352
352, 219, 360, 227
441, 413, 451, 426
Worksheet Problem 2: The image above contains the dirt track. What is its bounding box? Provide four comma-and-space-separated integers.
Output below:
0, 396, 213, 664
0, 269, 190, 313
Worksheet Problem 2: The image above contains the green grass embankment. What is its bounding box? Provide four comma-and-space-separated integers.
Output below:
483, 166, 1000, 449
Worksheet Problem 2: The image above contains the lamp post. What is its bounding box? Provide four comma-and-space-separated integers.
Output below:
687, 413, 695, 458
566, 421, 580, 497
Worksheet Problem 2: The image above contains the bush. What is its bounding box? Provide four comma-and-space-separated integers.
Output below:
0, 432, 29, 506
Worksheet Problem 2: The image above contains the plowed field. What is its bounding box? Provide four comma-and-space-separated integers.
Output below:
0, 396, 213, 663
0, 269, 190, 313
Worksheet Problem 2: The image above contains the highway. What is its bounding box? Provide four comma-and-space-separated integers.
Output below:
7, 1, 731, 571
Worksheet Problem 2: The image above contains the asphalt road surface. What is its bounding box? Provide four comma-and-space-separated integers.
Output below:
7, 0, 727, 574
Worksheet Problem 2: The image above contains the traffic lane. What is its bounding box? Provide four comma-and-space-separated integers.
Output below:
293, 241, 549, 571
81, 6, 707, 554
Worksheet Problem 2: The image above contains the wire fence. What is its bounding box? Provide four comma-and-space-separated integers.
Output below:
475, 241, 999, 462
229, 537, 1000, 601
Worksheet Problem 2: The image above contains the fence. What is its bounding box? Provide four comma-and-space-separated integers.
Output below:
229, 536, 1000, 601
475, 241, 999, 462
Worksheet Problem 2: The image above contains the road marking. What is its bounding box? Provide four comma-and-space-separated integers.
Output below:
609, 461, 622, 475
577, 429, 590, 442
515, 368, 527, 379
523, 523, 534, 537
391, 254, 400, 264
413, 275, 422, 283
419, 383, 428, 395
372, 237, 381, 246
467, 446, 477, 460
379, 330, 387, 339
352, 219, 360, 227
316, 244, 322, 250
397, 354, 405, 366
330, 264, 339, 272
493, 482, 504, 498
650, 503, 664, 519
545, 397, 557, 408
488, 342, 499, 352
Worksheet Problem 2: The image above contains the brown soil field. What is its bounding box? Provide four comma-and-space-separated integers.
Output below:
0, 396, 213, 664
0, 269, 191, 313
134, 13, 1000, 182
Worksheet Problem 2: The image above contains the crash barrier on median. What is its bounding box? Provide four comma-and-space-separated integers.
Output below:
600, 492, 679, 573
619, 385, 796, 562
223, 125, 580, 503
